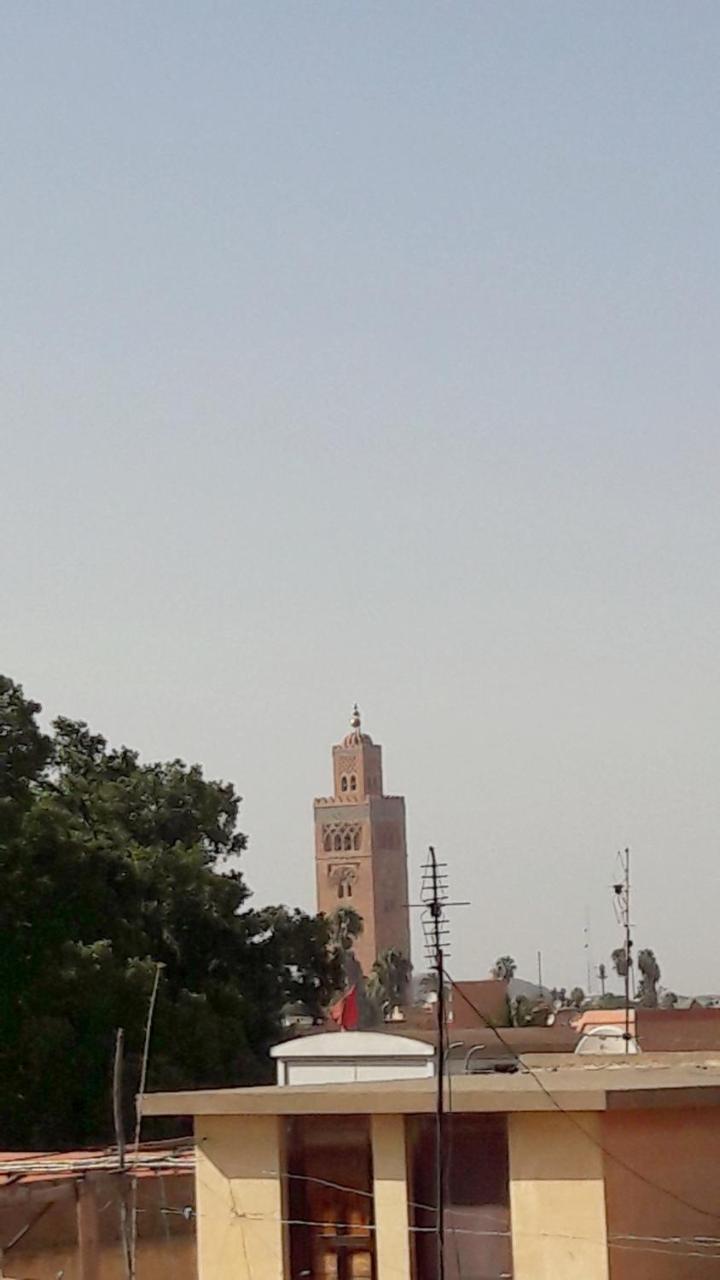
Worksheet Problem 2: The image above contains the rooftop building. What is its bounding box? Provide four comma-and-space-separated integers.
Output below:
144, 1051, 720, 1280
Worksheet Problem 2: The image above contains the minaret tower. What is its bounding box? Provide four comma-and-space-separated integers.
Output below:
314, 706, 411, 976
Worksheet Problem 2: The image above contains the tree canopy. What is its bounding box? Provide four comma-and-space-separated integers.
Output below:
0, 676, 341, 1148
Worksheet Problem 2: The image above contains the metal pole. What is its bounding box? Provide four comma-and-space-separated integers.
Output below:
429, 847, 445, 1280
113, 1029, 132, 1280
113, 1028, 126, 1172
623, 849, 631, 1054
130, 962, 164, 1279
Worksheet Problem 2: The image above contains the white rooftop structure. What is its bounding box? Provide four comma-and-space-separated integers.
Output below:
270, 1031, 435, 1086
575, 1024, 640, 1054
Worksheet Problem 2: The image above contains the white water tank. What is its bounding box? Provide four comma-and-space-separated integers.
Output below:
270, 1031, 435, 1085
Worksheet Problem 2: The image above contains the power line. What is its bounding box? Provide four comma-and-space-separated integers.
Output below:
204, 1179, 720, 1262
444, 970, 720, 1226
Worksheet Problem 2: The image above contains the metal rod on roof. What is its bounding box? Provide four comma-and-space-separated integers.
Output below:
427, 847, 446, 1280
612, 848, 633, 1054
130, 962, 165, 1280
112, 1029, 132, 1280
113, 1029, 126, 1172
409, 849, 468, 1280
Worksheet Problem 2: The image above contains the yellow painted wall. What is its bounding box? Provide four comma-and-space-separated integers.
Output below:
195, 1116, 286, 1280
371, 1115, 411, 1280
509, 1111, 609, 1280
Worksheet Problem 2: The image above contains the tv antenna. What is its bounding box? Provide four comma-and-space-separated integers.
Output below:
612, 847, 633, 1052
409, 847, 468, 1280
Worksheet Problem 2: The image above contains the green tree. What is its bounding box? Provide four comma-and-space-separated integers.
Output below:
611, 946, 631, 979
568, 987, 586, 1009
492, 955, 517, 981
0, 677, 341, 1148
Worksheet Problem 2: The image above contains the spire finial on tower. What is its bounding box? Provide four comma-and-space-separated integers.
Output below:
342, 703, 372, 747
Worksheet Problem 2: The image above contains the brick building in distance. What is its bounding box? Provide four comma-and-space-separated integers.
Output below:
314, 707, 410, 975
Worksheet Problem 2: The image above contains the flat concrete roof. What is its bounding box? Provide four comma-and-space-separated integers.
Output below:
143, 1052, 720, 1118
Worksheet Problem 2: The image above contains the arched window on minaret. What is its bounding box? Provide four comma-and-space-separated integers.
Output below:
334, 833, 342, 851
350, 774, 357, 792
341, 775, 348, 793
343, 832, 352, 851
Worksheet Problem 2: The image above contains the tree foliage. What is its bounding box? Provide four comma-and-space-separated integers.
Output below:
510, 995, 548, 1027
0, 676, 341, 1148
492, 955, 517, 981
366, 947, 412, 1020
636, 948, 661, 1008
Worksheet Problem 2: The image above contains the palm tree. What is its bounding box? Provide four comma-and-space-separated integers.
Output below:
492, 955, 517, 981
368, 948, 412, 1017
328, 906, 364, 953
637, 948, 661, 1008
511, 995, 549, 1027
326, 906, 371, 1023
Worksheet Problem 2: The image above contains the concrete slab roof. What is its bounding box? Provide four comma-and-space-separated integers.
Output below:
143, 1052, 720, 1118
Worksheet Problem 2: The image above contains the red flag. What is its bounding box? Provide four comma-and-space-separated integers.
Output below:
329, 985, 359, 1031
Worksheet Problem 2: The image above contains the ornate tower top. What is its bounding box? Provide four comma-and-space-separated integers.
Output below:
334, 705, 382, 796
343, 703, 373, 748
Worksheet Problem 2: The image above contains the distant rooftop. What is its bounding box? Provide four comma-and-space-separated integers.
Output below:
0, 1139, 193, 1187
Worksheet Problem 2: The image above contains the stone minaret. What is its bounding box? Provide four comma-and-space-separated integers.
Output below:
314, 706, 411, 976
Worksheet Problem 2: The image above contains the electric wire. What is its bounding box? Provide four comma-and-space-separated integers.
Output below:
445, 969, 720, 1227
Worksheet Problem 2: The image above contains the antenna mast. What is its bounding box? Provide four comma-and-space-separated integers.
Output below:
613, 848, 633, 1053
416, 847, 468, 1280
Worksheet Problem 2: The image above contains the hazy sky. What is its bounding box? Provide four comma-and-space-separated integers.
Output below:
3, 2, 720, 995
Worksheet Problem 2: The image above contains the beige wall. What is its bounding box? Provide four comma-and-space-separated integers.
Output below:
195, 1115, 286, 1280
509, 1111, 609, 1280
371, 1115, 411, 1280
